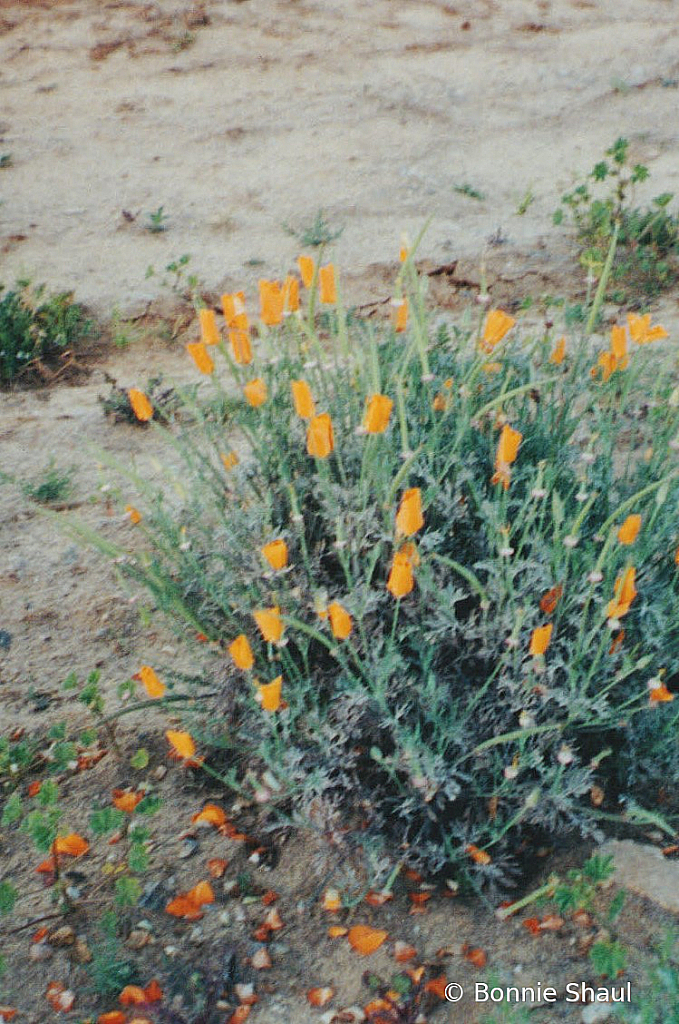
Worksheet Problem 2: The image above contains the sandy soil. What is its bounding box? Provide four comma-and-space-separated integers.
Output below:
2, 2, 679, 1022
2, 0, 679, 314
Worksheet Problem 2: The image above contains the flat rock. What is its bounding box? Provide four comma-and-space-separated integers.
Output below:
599, 840, 679, 913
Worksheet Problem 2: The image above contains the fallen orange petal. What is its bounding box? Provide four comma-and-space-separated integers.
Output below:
307, 987, 335, 1007
119, 984, 148, 1005
166, 729, 196, 760
53, 833, 89, 857
347, 924, 388, 956
192, 803, 227, 827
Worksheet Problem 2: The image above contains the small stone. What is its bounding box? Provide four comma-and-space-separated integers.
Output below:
73, 937, 93, 963
218, 910, 231, 926
49, 926, 76, 947
127, 929, 152, 950
188, 925, 204, 944
153, 766, 168, 781
29, 941, 53, 961
179, 838, 199, 859
164, 945, 179, 957
600, 840, 679, 912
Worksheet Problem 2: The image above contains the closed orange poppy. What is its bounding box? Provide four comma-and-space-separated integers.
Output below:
363, 393, 393, 433
222, 291, 246, 325
53, 833, 89, 857
610, 325, 628, 364
128, 388, 153, 422
261, 539, 288, 570
549, 336, 566, 365
328, 601, 352, 639
529, 623, 553, 656
291, 380, 315, 419
186, 341, 214, 375
386, 542, 419, 598
119, 985, 147, 1006
319, 264, 337, 304
229, 634, 254, 671
539, 584, 563, 615
258, 675, 283, 712
480, 309, 515, 353
166, 730, 196, 759
253, 606, 284, 644
112, 790, 144, 813
496, 424, 522, 465
306, 413, 334, 458
297, 255, 315, 288
259, 280, 284, 326
199, 308, 220, 346
617, 514, 641, 545
244, 378, 267, 407
282, 275, 300, 313
396, 487, 424, 537
138, 665, 165, 698
392, 297, 408, 333
649, 684, 674, 703
125, 504, 142, 525
607, 566, 637, 619
221, 450, 239, 470
229, 329, 252, 365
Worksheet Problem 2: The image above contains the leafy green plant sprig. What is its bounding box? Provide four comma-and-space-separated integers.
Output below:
554, 137, 679, 302
0, 280, 91, 386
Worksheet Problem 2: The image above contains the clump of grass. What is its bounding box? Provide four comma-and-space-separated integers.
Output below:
80, 248, 679, 891
554, 137, 679, 303
23, 460, 75, 505
0, 281, 91, 386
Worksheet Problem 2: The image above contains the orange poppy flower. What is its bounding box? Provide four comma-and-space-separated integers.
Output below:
282, 275, 300, 313
297, 255, 315, 288
198, 308, 220, 347
192, 803, 226, 826
396, 487, 424, 537
98, 1013, 126, 1024
119, 986, 147, 1006
291, 380, 316, 419
222, 291, 246, 325
392, 297, 408, 333
306, 413, 334, 458
221, 450, 239, 470
649, 684, 674, 703
144, 980, 163, 1003
186, 341, 214, 375
125, 504, 142, 525
128, 388, 153, 422
628, 312, 668, 345
307, 988, 334, 1007
386, 542, 419, 598
617, 514, 641, 545
259, 280, 284, 326
328, 601, 352, 639
244, 378, 267, 407
529, 623, 553, 656
261, 539, 288, 570
609, 630, 625, 655
258, 675, 283, 712
166, 880, 214, 918
466, 843, 492, 865
363, 393, 393, 433
347, 924, 388, 956
229, 634, 254, 670
610, 325, 628, 365
229, 329, 252, 366
53, 833, 89, 857
253, 606, 284, 644
480, 309, 515, 353
539, 584, 562, 615
137, 665, 166, 698
166, 730, 196, 759
549, 336, 566, 365
318, 264, 337, 304
497, 424, 522, 464
607, 566, 637, 619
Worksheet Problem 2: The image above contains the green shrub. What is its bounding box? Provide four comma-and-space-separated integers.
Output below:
0, 280, 91, 385
83, 259, 679, 889
554, 137, 679, 302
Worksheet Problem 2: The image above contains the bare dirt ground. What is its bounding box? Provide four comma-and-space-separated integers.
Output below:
3, 1, 679, 1022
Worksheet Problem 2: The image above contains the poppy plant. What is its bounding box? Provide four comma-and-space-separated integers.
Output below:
306, 413, 334, 458
328, 601, 352, 639
229, 328, 252, 366
282, 275, 300, 313
392, 297, 408, 333
549, 336, 566, 365
258, 675, 283, 712
222, 291, 246, 324
363, 393, 393, 433
491, 424, 522, 489
387, 542, 419, 598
